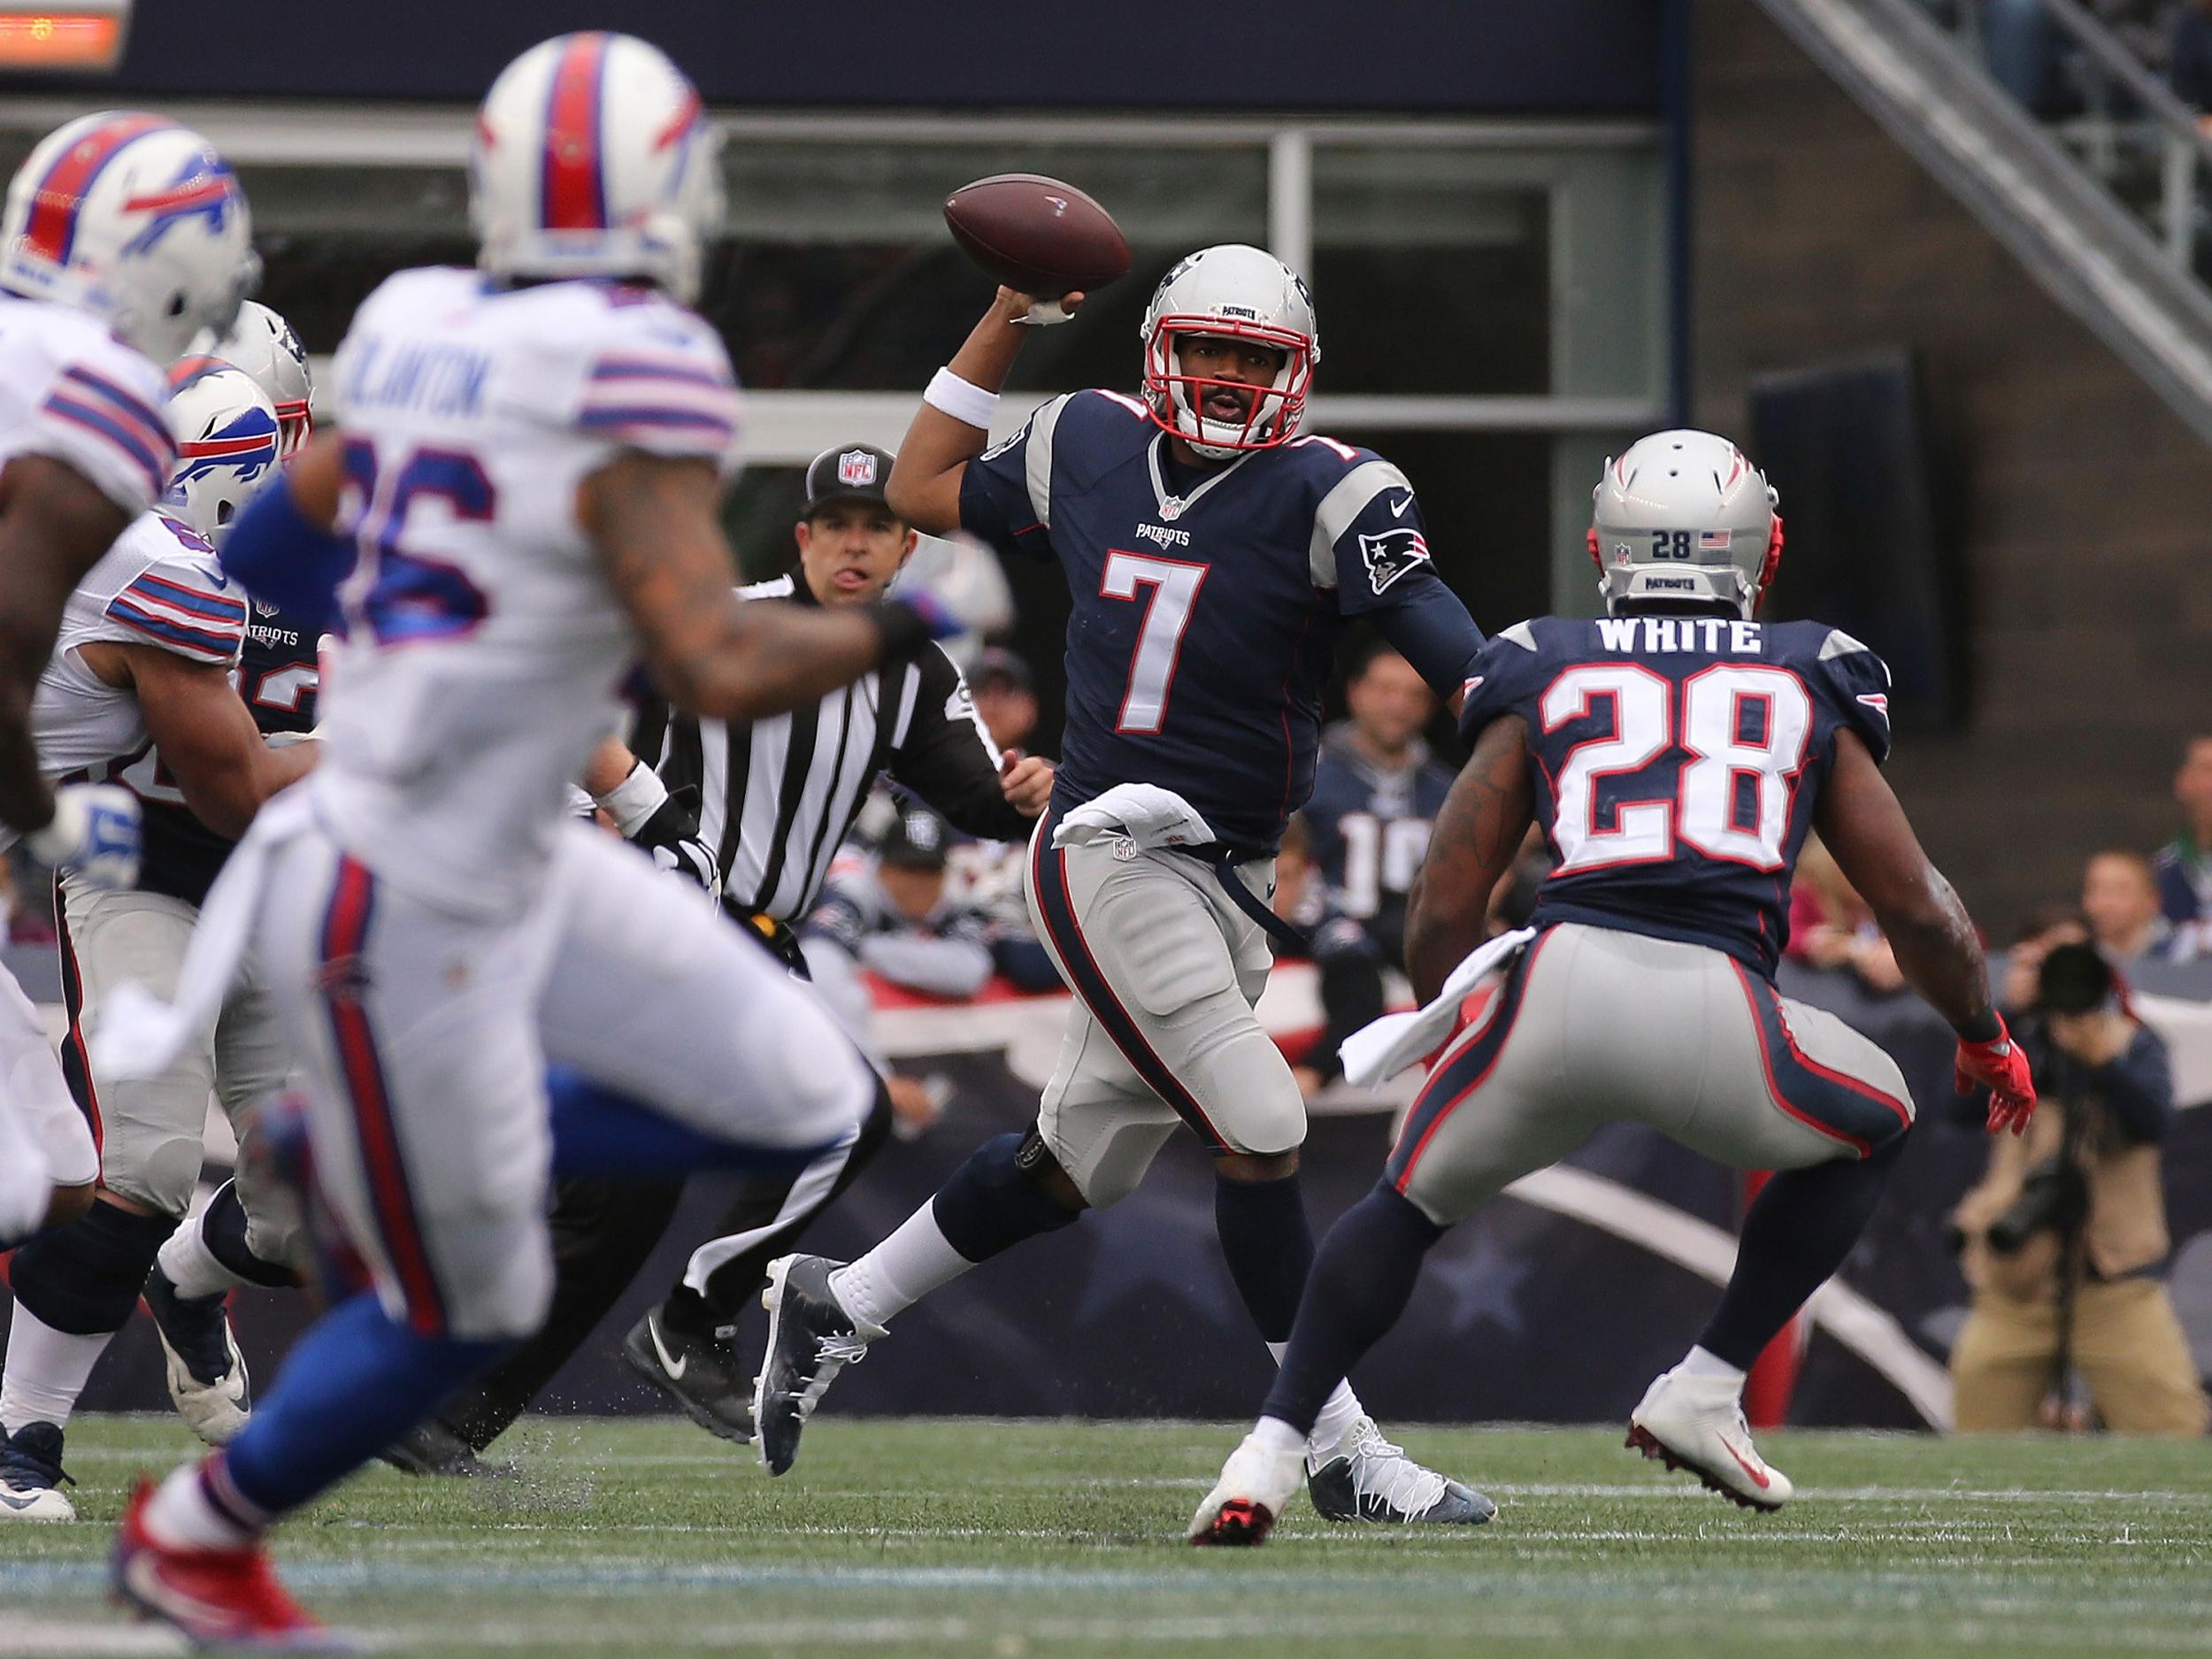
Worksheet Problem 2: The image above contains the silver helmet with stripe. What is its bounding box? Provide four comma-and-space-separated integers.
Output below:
1587, 429, 1782, 618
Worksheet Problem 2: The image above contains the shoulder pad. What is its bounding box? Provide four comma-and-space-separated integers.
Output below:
1496, 620, 1540, 652
19, 311, 173, 515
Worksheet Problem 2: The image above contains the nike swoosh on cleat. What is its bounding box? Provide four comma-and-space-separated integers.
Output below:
1722, 1443, 1771, 1489
0, 1490, 48, 1510
648, 1317, 687, 1382
123, 1551, 238, 1632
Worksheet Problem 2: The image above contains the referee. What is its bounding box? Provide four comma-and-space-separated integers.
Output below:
388, 443, 1051, 1471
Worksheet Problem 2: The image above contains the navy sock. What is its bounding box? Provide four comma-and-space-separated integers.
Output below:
197, 1181, 300, 1290
222, 1291, 511, 1517
10, 1201, 172, 1334
1213, 1171, 1314, 1344
930, 1133, 1079, 1264
1697, 1136, 1906, 1371
1260, 1183, 1444, 1436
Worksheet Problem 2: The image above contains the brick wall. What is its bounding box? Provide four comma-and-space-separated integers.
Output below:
1694, 0, 2212, 933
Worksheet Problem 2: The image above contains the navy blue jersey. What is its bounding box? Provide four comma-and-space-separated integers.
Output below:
1303, 722, 1455, 964
961, 390, 1484, 854
1459, 613, 1893, 978
135, 599, 321, 906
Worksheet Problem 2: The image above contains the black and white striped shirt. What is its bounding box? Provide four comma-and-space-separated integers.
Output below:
635, 575, 1030, 925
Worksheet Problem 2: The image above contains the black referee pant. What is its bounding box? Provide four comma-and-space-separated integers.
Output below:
432, 1083, 896, 1454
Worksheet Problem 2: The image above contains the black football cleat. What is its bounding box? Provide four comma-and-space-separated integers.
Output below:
1305, 1416, 1496, 1526
621, 1303, 755, 1445
753, 1255, 882, 1477
376, 1417, 513, 1480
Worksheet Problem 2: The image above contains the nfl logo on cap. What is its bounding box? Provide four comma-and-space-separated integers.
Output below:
838, 449, 878, 488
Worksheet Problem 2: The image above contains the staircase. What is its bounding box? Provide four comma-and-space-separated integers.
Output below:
1755, 0, 2212, 443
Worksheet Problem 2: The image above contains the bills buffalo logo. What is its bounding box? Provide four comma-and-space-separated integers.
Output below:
1357, 526, 1431, 595
837, 449, 878, 488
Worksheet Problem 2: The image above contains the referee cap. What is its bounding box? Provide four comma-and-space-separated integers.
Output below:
802, 442, 898, 518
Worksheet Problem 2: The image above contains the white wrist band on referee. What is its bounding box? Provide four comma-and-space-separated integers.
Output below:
595, 759, 669, 838
925, 366, 1000, 430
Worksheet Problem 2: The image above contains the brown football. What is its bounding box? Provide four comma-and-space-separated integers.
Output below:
942, 173, 1132, 297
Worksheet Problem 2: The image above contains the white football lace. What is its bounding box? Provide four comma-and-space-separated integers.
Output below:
1346, 1423, 1450, 1517
816, 1334, 871, 1366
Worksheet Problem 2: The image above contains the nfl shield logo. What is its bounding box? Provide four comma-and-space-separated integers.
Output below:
837, 449, 877, 488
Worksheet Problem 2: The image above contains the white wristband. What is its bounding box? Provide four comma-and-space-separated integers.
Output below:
595, 759, 669, 838
25, 789, 86, 864
924, 366, 1000, 430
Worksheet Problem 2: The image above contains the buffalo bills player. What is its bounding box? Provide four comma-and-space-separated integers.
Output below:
757, 246, 1494, 1525
0, 111, 259, 1500
96, 34, 956, 1645
1189, 431, 2038, 1542
0, 357, 320, 1523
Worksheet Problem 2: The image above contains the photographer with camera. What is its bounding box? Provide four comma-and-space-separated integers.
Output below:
1947, 930, 2208, 1433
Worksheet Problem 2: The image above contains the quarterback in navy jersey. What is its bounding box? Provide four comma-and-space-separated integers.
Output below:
1192, 431, 2039, 1543
756, 245, 1493, 1526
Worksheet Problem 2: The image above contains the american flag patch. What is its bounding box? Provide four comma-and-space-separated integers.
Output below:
1697, 529, 1732, 550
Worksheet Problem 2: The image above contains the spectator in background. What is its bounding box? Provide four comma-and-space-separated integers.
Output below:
1304, 643, 1454, 970
2154, 735, 2212, 929
1271, 813, 1387, 1101
2172, 0, 2212, 127
938, 646, 1061, 991
1947, 941, 2207, 1435
2083, 849, 2193, 964
1787, 835, 1906, 995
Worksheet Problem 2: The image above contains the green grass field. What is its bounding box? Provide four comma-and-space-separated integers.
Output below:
6, 1415, 2212, 1657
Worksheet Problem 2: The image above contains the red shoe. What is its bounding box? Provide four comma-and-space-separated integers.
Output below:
111, 1479, 346, 1651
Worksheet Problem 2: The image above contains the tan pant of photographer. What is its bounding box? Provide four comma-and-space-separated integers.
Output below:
1951, 1273, 2208, 1435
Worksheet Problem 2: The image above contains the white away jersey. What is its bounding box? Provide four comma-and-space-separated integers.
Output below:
315, 266, 743, 916
0, 293, 174, 516
30, 511, 248, 780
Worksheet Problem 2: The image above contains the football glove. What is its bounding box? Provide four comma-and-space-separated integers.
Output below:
1955, 1018, 2037, 1137
26, 783, 141, 890
631, 787, 718, 893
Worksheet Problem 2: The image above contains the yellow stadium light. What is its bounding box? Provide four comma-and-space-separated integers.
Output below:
0, 1, 130, 71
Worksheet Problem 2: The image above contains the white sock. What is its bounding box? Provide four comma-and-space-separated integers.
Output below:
1263, 1341, 1365, 1458
1252, 1416, 1305, 1455
157, 1211, 242, 1301
1678, 1344, 1747, 1387
826, 1205, 973, 1332
1, 1304, 113, 1436
143, 1462, 255, 1550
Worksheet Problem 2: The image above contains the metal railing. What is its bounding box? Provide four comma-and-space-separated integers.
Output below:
1927, 0, 2212, 268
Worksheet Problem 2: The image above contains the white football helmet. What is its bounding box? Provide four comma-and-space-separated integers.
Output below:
1588, 430, 1784, 619
191, 300, 313, 457
0, 112, 257, 365
161, 362, 280, 545
1140, 244, 1318, 458
471, 32, 723, 305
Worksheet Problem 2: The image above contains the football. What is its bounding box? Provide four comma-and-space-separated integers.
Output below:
942, 173, 1132, 297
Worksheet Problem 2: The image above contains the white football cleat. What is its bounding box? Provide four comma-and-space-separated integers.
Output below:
1188, 1431, 1305, 1547
1627, 1368, 1793, 1511
0, 1422, 78, 1521
144, 1265, 251, 1447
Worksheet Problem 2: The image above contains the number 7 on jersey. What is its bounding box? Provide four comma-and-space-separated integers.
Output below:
1101, 549, 1207, 734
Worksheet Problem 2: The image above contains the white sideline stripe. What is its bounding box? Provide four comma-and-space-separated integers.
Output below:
0, 1627, 186, 1656
1502, 1164, 1956, 1428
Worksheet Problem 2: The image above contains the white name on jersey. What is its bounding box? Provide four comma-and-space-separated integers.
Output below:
1595, 617, 1765, 656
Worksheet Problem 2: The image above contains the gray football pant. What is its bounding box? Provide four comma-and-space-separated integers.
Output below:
1025, 818, 1300, 1208
1386, 923, 1916, 1225
58, 877, 297, 1263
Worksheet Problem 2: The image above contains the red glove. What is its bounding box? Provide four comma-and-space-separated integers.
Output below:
1955, 1017, 2037, 1137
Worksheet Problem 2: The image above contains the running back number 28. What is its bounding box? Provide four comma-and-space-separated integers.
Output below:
1543, 664, 1811, 872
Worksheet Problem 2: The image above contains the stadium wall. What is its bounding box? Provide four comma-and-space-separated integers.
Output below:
1690, 0, 2212, 935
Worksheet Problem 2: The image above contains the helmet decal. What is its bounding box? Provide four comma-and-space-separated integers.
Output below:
119, 154, 242, 257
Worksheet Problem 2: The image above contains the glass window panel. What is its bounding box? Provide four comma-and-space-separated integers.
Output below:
1310, 147, 1550, 396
